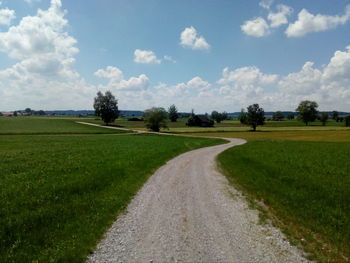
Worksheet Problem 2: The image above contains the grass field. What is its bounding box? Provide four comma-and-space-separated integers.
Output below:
84, 118, 350, 134
188, 130, 350, 142
0, 117, 128, 135
0, 120, 224, 263
218, 140, 350, 262
2, 116, 349, 262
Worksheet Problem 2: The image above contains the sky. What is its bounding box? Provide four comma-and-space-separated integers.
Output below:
0, 0, 350, 113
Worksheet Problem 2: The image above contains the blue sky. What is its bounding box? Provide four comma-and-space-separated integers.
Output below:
0, 0, 350, 112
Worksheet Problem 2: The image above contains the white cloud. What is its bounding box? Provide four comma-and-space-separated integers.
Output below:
0, 0, 95, 110
216, 46, 350, 111
0, 8, 15, 26
134, 49, 161, 64
24, 0, 41, 4
259, 0, 274, 10
163, 55, 176, 63
180, 26, 210, 50
286, 5, 350, 37
241, 17, 270, 37
268, 4, 293, 28
242, 3, 293, 37
95, 66, 149, 91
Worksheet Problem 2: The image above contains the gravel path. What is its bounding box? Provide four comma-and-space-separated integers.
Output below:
87, 138, 310, 263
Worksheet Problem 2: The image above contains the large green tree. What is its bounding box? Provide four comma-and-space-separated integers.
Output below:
245, 104, 265, 131
93, 91, 119, 125
168, 104, 179, 122
144, 107, 168, 132
296, 100, 318, 126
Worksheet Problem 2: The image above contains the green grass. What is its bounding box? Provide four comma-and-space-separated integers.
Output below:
0, 134, 224, 263
84, 118, 350, 134
188, 130, 350, 142
0, 117, 128, 135
218, 141, 350, 262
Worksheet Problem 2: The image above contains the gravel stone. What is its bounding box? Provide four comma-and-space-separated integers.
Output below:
87, 138, 312, 263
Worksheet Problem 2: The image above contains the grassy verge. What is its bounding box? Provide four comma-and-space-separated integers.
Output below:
0, 134, 224, 263
218, 141, 350, 262
0, 117, 128, 135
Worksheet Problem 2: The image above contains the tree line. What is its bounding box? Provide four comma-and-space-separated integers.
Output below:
93, 91, 350, 132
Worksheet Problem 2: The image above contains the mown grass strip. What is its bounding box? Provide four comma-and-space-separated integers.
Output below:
0, 134, 224, 263
218, 141, 350, 262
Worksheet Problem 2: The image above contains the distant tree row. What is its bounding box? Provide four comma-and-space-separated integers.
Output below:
93, 91, 350, 131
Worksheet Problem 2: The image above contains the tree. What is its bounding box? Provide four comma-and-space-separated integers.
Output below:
345, 116, 350, 127
144, 107, 168, 132
93, 91, 119, 125
245, 104, 265, 131
168, 104, 179, 122
211, 111, 227, 123
319, 112, 329, 126
272, 111, 284, 121
332, 111, 339, 120
211, 111, 220, 123
287, 113, 295, 120
238, 108, 247, 124
296, 100, 318, 126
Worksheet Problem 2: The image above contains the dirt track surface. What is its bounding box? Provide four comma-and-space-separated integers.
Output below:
87, 137, 310, 263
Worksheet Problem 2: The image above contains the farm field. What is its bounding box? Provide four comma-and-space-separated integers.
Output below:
0, 119, 225, 263
0, 117, 128, 135
85, 118, 348, 131
188, 129, 350, 142
218, 139, 350, 262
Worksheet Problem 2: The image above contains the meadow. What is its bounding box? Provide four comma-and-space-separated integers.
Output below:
2, 115, 350, 262
0, 117, 224, 263
86, 118, 348, 132
0, 116, 128, 135
217, 136, 350, 262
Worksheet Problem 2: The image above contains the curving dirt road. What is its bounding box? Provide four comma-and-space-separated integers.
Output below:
87, 137, 310, 263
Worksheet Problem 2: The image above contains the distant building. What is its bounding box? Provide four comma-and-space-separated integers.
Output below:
187, 115, 214, 127
2, 112, 14, 117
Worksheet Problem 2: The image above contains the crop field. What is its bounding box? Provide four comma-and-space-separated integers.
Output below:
0, 117, 128, 135
0, 120, 224, 262
218, 140, 350, 262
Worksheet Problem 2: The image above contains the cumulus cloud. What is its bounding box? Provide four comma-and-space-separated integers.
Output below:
95, 66, 149, 91
242, 3, 293, 37
0, 0, 95, 110
259, 0, 274, 10
0, 8, 15, 26
134, 49, 161, 64
241, 17, 270, 37
286, 5, 350, 37
180, 26, 210, 50
268, 4, 293, 28
216, 46, 350, 110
